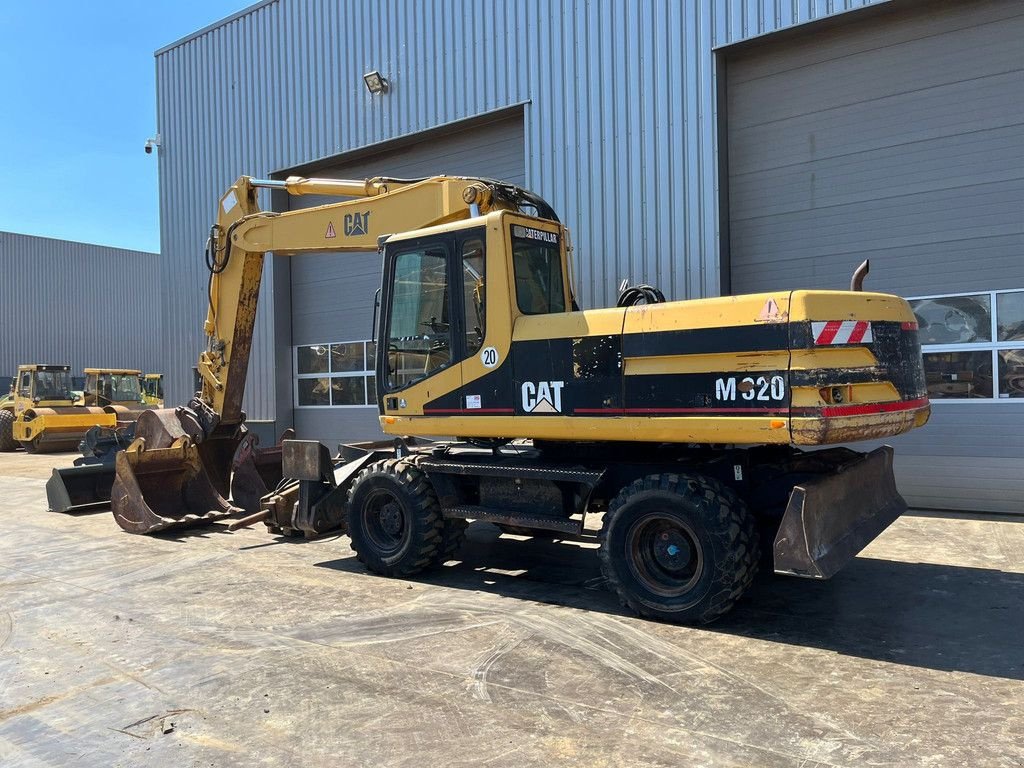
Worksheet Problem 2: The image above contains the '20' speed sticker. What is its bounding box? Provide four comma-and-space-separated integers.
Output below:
480, 347, 499, 368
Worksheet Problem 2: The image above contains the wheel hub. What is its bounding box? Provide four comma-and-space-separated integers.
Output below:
379, 501, 403, 536
626, 512, 704, 598
653, 530, 692, 572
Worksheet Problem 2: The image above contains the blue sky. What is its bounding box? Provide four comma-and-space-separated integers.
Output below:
0, 1, 247, 253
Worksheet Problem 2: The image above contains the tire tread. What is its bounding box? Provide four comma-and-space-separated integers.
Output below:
598, 472, 759, 624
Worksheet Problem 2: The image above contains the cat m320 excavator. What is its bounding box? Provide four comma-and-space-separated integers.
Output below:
109, 173, 930, 623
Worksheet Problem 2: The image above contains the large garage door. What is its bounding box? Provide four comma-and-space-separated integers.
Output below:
725, 0, 1024, 513
286, 112, 525, 444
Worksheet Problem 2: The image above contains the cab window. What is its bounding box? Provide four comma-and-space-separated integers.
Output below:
511, 225, 565, 315
461, 237, 486, 356
386, 244, 451, 389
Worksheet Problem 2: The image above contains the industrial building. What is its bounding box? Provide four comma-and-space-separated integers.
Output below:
0, 231, 161, 392
154, 0, 1023, 513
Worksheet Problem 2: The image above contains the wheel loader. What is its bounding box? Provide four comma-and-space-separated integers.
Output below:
0, 364, 116, 453
109, 174, 930, 623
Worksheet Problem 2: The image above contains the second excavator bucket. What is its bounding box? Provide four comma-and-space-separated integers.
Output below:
46, 464, 115, 513
229, 428, 297, 514
773, 446, 906, 579
110, 408, 242, 535
45, 425, 136, 513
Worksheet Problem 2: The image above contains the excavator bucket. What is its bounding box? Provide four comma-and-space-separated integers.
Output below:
45, 425, 136, 513
110, 408, 241, 535
46, 464, 115, 513
773, 446, 906, 579
229, 428, 297, 514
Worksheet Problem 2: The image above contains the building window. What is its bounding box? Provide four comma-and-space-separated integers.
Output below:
295, 341, 376, 407
909, 289, 1024, 400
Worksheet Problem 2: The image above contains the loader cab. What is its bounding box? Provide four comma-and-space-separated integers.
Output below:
14, 365, 76, 409
140, 373, 164, 407
375, 210, 571, 419
83, 368, 143, 408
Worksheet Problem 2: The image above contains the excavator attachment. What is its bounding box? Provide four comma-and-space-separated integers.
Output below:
46, 464, 115, 513
773, 446, 906, 579
110, 408, 241, 534
229, 428, 297, 514
46, 425, 137, 513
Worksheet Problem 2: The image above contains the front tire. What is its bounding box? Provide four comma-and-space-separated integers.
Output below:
598, 472, 758, 624
0, 410, 16, 452
347, 458, 443, 577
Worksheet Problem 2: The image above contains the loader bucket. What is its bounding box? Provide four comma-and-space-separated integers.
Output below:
229, 428, 297, 514
110, 408, 241, 535
773, 446, 906, 579
46, 464, 115, 513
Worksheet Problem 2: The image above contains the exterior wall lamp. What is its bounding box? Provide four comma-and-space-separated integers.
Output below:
363, 71, 390, 94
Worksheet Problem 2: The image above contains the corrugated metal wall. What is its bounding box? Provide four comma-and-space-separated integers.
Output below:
723, 0, 1024, 514
0, 231, 161, 386
155, 0, 885, 419
286, 112, 527, 444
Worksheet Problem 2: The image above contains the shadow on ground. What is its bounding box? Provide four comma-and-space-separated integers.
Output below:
314, 522, 1024, 681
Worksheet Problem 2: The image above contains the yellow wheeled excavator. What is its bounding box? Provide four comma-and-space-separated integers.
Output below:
111, 173, 930, 623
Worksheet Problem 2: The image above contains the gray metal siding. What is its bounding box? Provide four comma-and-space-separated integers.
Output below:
287, 114, 526, 443
725, 0, 1024, 513
155, 0, 883, 419
0, 231, 161, 380
727, 0, 1024, 296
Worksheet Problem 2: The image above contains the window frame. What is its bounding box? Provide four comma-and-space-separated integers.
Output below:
294, 340, 376, 409
510, 225, 568, 316
908, 287, 1024, 404
381, 236, 457, 393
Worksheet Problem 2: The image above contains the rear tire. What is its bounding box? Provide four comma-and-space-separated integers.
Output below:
347, 458, 443, 577
598, 472, 759, 624
0, 411, 16, 452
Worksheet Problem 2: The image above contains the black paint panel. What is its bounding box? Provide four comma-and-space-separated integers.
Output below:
623, 323, 790, 357
423, 320, 925, 415
625, 371, 790, 414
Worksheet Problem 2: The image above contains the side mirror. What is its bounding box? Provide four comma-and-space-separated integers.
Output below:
371, 287, 382, 340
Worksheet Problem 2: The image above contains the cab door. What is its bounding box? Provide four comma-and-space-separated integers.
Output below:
377, 227, 506, 418
377, 234, 461, 415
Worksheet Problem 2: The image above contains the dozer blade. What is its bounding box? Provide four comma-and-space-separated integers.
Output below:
773, 446, 906, 579
229, 428, 297, 514
46, 464, 115, 513
110, 408, 241, 535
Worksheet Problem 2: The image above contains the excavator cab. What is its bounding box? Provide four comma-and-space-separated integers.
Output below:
373, 211, 572, 426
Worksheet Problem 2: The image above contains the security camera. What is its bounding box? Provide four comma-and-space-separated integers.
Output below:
144, 134, 162, 154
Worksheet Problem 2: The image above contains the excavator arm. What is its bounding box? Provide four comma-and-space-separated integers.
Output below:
110, 173, 555, 533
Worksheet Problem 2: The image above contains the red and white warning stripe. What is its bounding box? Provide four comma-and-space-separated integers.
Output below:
812, 320, 873, 345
